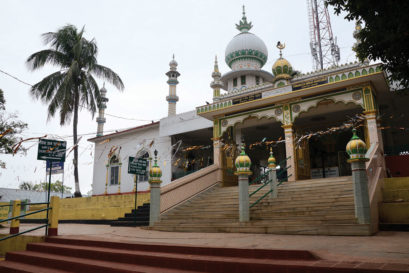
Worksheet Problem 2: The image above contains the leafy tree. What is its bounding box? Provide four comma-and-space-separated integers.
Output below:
19, 181, 35, 191
0, 89, 27, 168
26, 25, 124, 197
19, 180, 72, 193
325, 0, 409, 88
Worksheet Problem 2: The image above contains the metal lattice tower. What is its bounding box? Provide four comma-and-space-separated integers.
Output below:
307, 0, 340, 70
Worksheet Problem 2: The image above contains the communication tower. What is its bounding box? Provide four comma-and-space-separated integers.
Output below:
307, 0, 340, 70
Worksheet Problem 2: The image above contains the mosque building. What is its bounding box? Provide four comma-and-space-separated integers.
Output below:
88, 7, 407, 199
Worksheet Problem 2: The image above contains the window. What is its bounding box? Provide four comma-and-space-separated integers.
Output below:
109, 155, 120, 185
137, 152, 150, 182
255, 76, 260, 85
233, 78, 237, 87
240, 75, 246, 85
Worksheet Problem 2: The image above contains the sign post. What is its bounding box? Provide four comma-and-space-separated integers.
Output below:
128, 157, 148, 214
37, 139, 66, 236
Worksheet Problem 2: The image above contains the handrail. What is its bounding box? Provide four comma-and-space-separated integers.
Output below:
0, 204, 13, 207
250, 189, 273, 208
249, 170, 271, 185
0, 224, 48, 242
25, 202, 49, 206
249, 168, 292, 208
248, 156, 291, 186
0, 207, 51, 224
249, 179, 272, 197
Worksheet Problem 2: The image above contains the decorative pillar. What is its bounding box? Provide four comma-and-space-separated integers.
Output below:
166, 55, 180, 116
364, 110, 380, 147
96, 83, 108, 137
105, 164, 109, 195
282, 124, 296, 182
149, 150, 162, 226
234, 144, 252, 222
117, 163, 122, 194
10, 200, 21, 234
213, 119, 222, 167
211, 56, 223, 102
267, 148, 278, 199
48, 196, 60, 236
346, 129, 371, 224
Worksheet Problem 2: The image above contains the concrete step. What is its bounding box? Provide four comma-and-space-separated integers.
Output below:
151, 223, 371, 236
2, 237, 406, 272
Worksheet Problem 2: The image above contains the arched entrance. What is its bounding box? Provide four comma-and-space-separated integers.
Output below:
293, 99, 365, 180
220, 116, 284, 186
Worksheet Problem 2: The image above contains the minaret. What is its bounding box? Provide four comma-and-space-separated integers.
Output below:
96, 83, 109, 137
210, 56, 223, 102
166, 55, 180, 116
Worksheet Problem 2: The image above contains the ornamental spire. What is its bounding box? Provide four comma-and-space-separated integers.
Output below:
236, 5, 253, 32
214, 55, 219, 73
277, 41, 285, 59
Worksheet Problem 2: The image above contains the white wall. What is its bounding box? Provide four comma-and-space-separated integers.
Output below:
91, 125, 172, 195
159, 110, 212, 137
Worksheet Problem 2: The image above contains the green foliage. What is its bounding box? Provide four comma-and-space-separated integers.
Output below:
325, 0, 409, 88
0, 89, 28, 156
19, 180, 72, 193
27, 25, 124, 197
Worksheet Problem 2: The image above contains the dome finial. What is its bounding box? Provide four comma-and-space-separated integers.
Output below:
276, 41, 286, 59
236, 5, 253, 32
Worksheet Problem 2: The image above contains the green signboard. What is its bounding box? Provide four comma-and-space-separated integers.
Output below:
128, 157, 148, 175
37, 139, 67, 162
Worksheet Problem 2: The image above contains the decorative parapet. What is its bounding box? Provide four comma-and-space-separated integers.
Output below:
198, 63, 382, 116
197, 100, 233, 114
293, 62, 381, 83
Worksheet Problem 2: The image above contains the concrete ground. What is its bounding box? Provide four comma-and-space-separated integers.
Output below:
1, 223, 409, 265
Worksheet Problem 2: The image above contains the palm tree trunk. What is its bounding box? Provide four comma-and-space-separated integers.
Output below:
73, 89, 81, 197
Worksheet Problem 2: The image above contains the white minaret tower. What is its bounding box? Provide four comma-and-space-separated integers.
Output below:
166, 55, 180, 116
211, 56, 223, 102
96, 83, 109, 136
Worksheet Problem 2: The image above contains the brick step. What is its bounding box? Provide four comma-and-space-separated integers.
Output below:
45, 237, 317, 260
25, 241, 321, 273
3, 237, 406, 272
5, 250, 200, 273
0, 260, 71, 273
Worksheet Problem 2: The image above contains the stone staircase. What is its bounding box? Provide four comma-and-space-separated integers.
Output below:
110, 203, 150, 227
151, 176, 372, 235
1, 237, 408, 272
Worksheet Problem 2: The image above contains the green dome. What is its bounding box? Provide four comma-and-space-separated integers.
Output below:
272, 57, 293, 81
149, 151, 162, 183
268, 148, 276, 168
235, 144, 252, 175
346, 129, 367, 160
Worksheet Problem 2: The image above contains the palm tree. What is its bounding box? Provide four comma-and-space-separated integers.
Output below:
27, 25, 124, 197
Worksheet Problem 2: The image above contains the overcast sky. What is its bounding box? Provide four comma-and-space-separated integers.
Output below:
0, 0, 356, 195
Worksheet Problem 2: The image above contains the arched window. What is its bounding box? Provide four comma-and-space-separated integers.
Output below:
137, 151, 150, 182
109, 155, 120, 185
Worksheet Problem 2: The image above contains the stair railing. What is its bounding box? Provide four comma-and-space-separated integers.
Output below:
0, 201, 52, 241
248, 156, 292, 209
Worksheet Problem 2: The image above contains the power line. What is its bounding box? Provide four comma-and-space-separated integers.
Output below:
0, 68, 159, 122
0, 68, 33, 87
